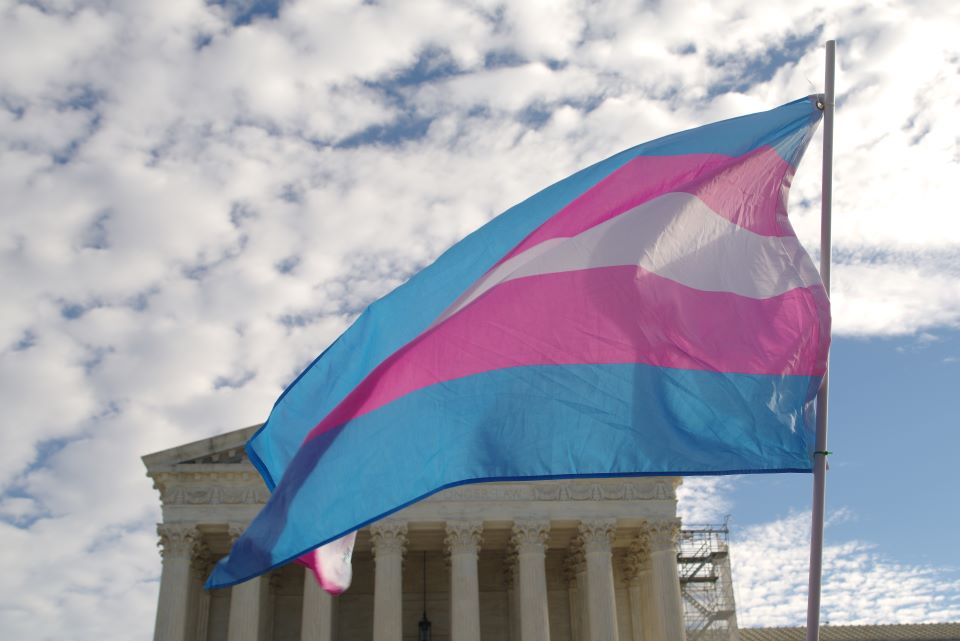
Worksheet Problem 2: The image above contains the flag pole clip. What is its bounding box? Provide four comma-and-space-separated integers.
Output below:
813, 450, 832, 457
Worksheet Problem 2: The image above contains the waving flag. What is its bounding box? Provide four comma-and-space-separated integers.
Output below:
207, 96, 829, 590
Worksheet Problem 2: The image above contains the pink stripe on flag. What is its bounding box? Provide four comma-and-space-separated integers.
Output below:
306, 267, 828, 442
501, 146, 796, 265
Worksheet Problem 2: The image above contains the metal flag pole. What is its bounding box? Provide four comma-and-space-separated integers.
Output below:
806, 39, 835, 641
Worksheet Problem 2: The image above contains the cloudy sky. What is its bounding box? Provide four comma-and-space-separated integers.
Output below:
2, 0, 959, 638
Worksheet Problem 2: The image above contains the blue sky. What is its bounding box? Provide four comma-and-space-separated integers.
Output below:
1, 0, 959, 637
716, 332, 960, 622
729, 332, 960, 568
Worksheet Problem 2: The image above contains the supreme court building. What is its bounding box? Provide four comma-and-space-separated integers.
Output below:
144, 425, 735, 641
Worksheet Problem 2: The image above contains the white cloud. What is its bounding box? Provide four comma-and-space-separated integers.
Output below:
1, 0, 959, 638
731, 511, 960, 625
830, 259, 960, 335
677, 476, 735, 525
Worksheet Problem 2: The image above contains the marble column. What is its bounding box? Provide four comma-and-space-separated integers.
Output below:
645, 519, 685, 641
623, 533, 650, 641
371, 520, 407, 641
446, 521, 483, 641
511, 520, 551, 641
154, 523, 201, 641
504, 547, 521, 641
562, 552, 582, 641
191, 541, 213, 641
301, 571, 335, 641
567, 538, 592, 641
579, 519, 619, 641
574, 544, 591, 641
227, 524, 269, 641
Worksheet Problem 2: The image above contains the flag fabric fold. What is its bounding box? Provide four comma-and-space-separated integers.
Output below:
207, 96, 829, 590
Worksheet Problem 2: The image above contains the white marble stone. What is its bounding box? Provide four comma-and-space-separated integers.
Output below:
154, 524, 201, 641
645, 520, 686, 641
512, 520, 551, 641
446, 521, 483, 641
504, 549, 521, 641
563, 552, 582, 641
227, 575, 269, 641
226, 523, 270, 641
624, 533, 650, 641
371, 521, 407, 641
192, 544, 213, 641
300, 571, 334, 641
580, 519, 619, 641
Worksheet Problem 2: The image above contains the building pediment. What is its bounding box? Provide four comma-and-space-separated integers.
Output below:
142, 424, 262, 471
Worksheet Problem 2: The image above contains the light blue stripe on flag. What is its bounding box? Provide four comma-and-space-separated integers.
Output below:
212, 363, 817, 587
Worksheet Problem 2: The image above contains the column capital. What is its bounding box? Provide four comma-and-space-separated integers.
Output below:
510, 519, 549, 555
157, 523, 201, 559
445, 520, 483, 556
564, 539, 586, 581
227, 522, 248, 543
562, 552, 580, 585
622, 532, 650, 583
513, 521, 551, 641
192, 540, 212, 577
578, 518, 616, 554
503, 547, 518, 589
370, 520, 408, 559
647, 518, 681, 551
371, 521, 405, 641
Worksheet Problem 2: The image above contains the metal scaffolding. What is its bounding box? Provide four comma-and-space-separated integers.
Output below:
679, 521, 741, 641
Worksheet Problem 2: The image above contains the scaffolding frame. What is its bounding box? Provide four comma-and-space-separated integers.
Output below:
679, 521, 741, 641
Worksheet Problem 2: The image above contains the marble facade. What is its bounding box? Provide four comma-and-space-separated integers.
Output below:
144, 425, 688, 641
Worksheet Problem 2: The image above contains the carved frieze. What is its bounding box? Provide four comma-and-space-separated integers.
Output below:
431, 479, 675, 503
150, 471, 676, 509
154, 472, 270, 505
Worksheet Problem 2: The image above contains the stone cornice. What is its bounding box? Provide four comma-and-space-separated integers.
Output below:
150, 464, 256, 475
142, 424, 261, 470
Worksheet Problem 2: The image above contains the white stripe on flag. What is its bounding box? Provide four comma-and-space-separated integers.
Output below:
435, 192, 822, 325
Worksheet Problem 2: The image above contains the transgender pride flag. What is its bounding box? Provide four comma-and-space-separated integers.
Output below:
207, 96, 830, 589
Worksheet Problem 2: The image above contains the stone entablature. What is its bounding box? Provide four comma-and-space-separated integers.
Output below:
151, 472, 674, 508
